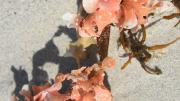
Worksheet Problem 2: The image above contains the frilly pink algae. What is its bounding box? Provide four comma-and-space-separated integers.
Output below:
74, 0, 161, 37
20, 57, 115, 101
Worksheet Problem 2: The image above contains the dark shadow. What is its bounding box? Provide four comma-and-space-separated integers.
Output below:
53, 25, 77, 42
58, 57, 78, 74
32, 39, 58, 85
59, 79, 73, 94
11, 24, 111, 100
31, 24, 111, 90
76, 0, 82, 11
31, 25, 78, 85
76, 0, 88, 17
11, 66, 28, 101
81, 44, 98, 66
103, 72, 111, 91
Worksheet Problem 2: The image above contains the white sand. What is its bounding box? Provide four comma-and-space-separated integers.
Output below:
0, 0, 179, 101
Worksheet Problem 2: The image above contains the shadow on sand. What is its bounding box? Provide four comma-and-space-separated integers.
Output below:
11, 25, 111, 100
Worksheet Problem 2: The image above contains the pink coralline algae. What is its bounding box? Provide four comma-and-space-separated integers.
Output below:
74, 0, 161, 37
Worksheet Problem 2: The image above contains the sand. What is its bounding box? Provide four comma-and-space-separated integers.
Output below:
0, 0, 179, 101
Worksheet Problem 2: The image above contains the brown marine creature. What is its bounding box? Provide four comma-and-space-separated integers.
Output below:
117, 25, 179, 74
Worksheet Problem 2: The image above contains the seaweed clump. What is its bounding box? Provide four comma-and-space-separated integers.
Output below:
20, 57, 115, 101
117, 25, 179, 74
